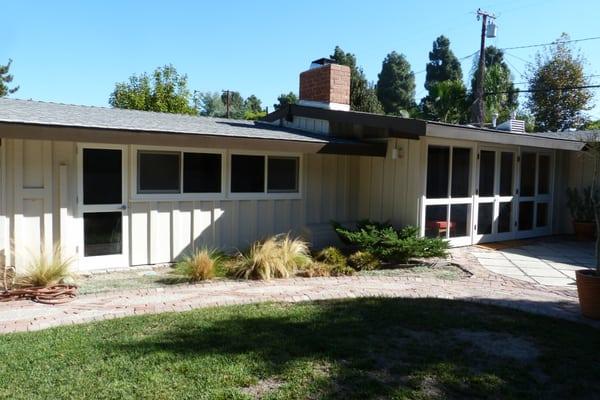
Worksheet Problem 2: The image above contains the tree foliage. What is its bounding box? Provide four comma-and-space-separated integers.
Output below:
0, 59, 19, 97
109, 65, 197, 115
526, 34, 593, 131
421, 36, 465, 121
195, 92, 226, 117
330, 46, 383, 113
424, 36, 462, 91
469, 46, 518, 122
426, 80, 469, 123
376, 52, 416, 116
274, 92, 298, 110
195, 91, 265, 120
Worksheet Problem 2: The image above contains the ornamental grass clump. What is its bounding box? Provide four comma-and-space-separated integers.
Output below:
173, 249, 223, 282
233, 234, 311, 280
313, 246, 355, 276
17, 244, 74, 288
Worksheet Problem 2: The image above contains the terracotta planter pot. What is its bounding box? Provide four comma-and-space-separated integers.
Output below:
573, 221, 595, 241
576, 269, 600, 320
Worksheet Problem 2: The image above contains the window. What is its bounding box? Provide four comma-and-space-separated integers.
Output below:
268, 157, 299, 192
231, 154, 265, 193
479, 150, 495, 197
138, 151, 180, 193
426, 146, 450, 198
183, 153, 221, 193
520, 152, 536, 197
538, 155, 551, 194
451, 148, 471, 197
83, 149, 122, 205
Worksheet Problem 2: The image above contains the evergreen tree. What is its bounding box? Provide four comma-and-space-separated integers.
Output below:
526, 34, 593, 131
424, 36, 462, 91
244, 95, 263, 113
330, 46, 383, 113
0, 59, 19, 97
376, 52, 416, 116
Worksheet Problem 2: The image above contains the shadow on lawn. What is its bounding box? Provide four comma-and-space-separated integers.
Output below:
111, 298, 600, 399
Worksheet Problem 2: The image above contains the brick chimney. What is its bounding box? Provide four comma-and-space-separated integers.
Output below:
299, 58, 350, 111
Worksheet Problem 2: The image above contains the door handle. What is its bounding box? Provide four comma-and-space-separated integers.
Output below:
120, 204, 127, 210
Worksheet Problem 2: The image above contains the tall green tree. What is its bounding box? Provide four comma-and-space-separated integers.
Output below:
376, 52, 416, 116
244, 95, 263, 113
274, 92, 298, 110
109, 65, 197, 115
421, 36, 464, 121
330, 46, 383, 113
526, 34, 593, 131
220, 91, 245, 118
424, 36, 462, 91
195, 91, 226, 117
0, 59, 19, 97
469, 46, 518, 122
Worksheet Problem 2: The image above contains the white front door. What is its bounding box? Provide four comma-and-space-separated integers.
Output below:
473, 148, 518, 243
77, 144, 129, 270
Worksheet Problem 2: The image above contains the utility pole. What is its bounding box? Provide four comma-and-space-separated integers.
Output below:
472, 8, 496, 127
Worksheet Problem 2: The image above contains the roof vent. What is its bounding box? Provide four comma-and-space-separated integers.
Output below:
310, 58, 336, 69
496, 118, 525, 133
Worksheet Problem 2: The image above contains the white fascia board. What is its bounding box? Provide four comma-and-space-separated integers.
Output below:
426, 124, 584, 151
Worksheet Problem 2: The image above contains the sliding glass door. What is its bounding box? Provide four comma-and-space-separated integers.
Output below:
516, 151, 553, 238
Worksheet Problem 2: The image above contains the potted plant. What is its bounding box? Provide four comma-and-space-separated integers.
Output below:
576, 133, 600, 319
566, 187, 596, 241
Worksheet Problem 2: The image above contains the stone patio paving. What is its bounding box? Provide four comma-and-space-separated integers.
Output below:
471, 239, 595, 287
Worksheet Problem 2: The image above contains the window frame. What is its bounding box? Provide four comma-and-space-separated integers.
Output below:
130, 145, 226, 201
228, 150, 302, 200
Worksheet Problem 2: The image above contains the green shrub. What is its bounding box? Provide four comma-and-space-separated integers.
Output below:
348, 251, 380, 271
328, 263, 355, 276
233, 234, 311, 280
297, 262, 332, 278
333, 220, 448, 264
314, 246, 347, 266
173, 249, 222, 282
566, 187, 597, 222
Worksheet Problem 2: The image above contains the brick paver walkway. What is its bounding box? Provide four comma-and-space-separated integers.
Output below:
1, 248, 597, 334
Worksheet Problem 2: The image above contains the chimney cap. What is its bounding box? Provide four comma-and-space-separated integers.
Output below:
310, 58, 336, 69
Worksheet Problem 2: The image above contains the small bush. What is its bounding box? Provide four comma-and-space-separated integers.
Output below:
315, 247, 347, 267
348, 251, 380, 271
233, 234, 311, 280
173, 249, 222, 282
329, 263, 356, 276
297, 262, 331, 278
17, 245, 74, 288
333, 220, 448, 264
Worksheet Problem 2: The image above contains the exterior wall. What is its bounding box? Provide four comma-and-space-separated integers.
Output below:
1, 137, 417, 271
559, 149, 595, 233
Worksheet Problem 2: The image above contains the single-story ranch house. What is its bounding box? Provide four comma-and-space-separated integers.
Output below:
0, 59, 593, 271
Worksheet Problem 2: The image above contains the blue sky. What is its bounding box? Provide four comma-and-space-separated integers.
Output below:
3, 0, 599, 118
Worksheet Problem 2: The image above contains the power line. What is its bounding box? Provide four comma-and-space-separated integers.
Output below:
485, 84, 600, 96
499, 35, 600, 51
512, 74, 600, 86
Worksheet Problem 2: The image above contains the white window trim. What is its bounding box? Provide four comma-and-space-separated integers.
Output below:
130, 145, 226, 202
227, 150, 303, 200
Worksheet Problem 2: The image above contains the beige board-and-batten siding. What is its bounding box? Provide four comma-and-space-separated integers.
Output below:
1, 137, 419, 271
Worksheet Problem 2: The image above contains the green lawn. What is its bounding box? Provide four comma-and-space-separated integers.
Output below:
0, 298, 599, 399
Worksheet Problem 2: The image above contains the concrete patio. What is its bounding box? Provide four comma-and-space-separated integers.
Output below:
472, 239, 595, 287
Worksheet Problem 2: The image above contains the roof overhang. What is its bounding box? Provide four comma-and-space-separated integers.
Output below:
0, 121, 386, 156
426, 123, 585, 151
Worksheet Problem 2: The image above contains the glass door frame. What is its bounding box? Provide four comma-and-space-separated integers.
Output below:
420, 138, 477, 247
76, 143, 129, 270
514, 148, 555, 240
473, 145, 518, 243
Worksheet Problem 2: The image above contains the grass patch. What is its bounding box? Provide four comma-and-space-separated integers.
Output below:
0, 298, 598, 399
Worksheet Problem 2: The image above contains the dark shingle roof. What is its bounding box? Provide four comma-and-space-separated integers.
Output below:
0, 98, 335, 144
